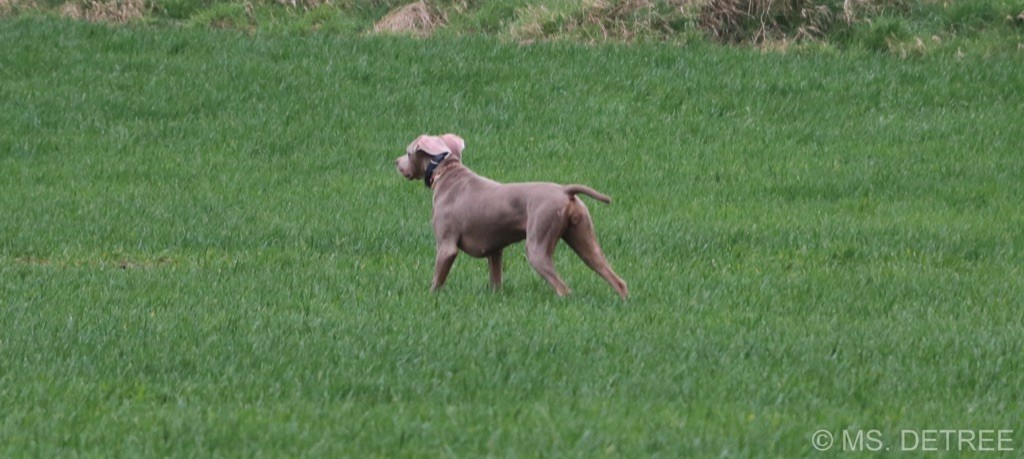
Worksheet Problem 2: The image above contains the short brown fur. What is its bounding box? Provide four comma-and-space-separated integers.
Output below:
395, 134, 628, 299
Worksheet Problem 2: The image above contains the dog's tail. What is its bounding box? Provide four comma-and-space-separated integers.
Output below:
564, 185, 612, 204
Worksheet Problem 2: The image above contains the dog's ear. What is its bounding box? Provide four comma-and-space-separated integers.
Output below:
440, 134, 465, 160
407, 135, 451, 157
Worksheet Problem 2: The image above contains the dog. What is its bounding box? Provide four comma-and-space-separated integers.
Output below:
394, 133, 628, 299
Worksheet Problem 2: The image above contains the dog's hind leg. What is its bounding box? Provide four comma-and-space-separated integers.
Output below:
525, 205, 571, 296
562, 205, 628, 300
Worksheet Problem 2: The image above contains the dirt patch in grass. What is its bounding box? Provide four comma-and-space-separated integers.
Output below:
373, 1, 444, 37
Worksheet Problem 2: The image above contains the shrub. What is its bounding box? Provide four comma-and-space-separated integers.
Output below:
695, 0, 923, 44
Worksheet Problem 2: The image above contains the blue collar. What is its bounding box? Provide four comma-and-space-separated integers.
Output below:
424, 152, 450, 188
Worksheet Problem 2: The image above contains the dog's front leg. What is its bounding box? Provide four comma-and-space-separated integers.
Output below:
431, 243, 458, 292
488, 250, 503, 292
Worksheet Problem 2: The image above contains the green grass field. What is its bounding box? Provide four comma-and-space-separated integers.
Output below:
2, 14, 1023, 456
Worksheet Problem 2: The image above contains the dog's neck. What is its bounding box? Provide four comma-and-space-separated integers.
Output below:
425, 152, 457, 188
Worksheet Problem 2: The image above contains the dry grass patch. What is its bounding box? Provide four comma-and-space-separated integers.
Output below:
697, 0, 901, 44
1, 0, 39, 16
510, 0, 692, 44
59, 0, 148, 23
274, 0, 332, 9
577, 0, 690, 41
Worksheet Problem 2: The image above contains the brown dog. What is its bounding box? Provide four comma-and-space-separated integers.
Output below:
395, 133, 628, 299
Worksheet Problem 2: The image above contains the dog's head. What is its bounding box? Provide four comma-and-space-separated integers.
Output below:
395, 133, 465, 181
